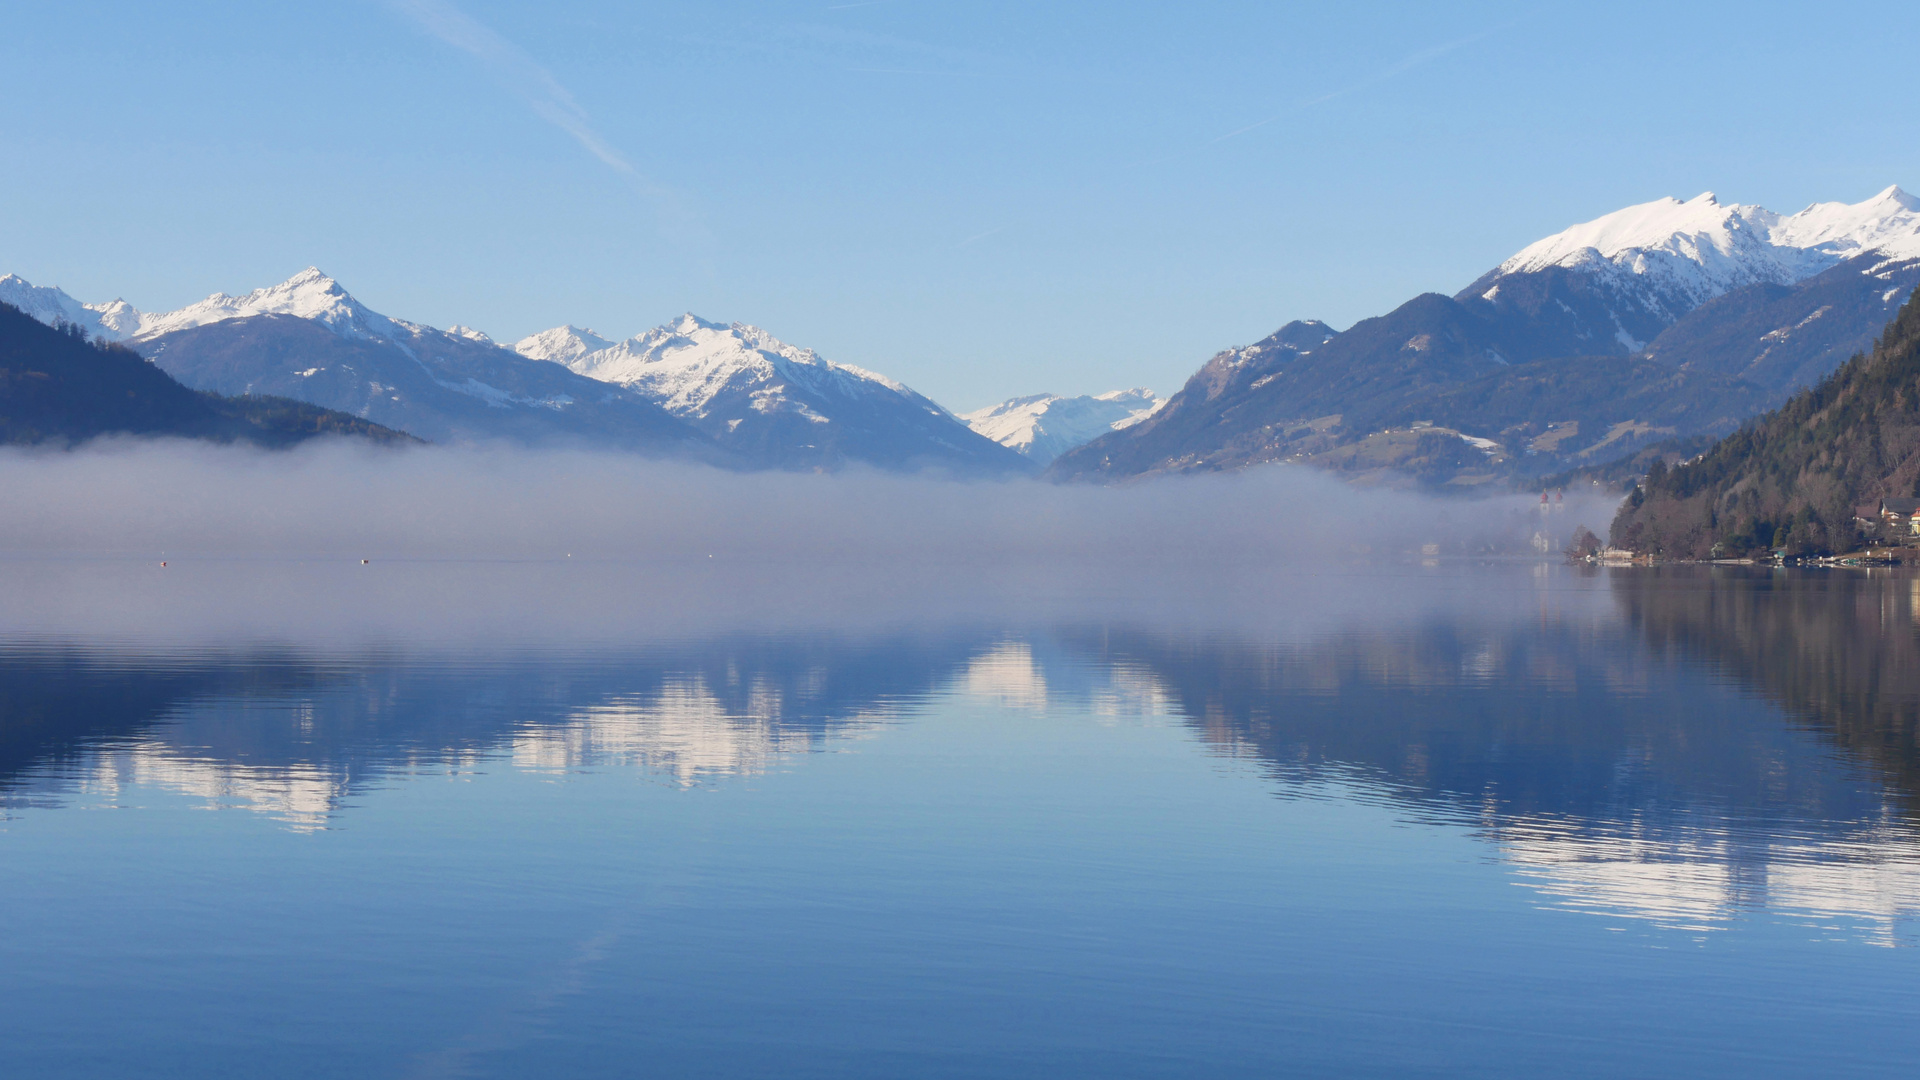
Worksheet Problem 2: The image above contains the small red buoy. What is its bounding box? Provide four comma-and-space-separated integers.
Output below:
361, 559, 369, 565
160, 561, 166, 567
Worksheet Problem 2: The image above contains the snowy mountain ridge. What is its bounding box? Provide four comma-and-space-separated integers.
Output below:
131, 268, 413, 343
515, 314, 923, 422
1489, 186, 1920, 315
0, 266, 432, 347
0, 274, 143, 340
0, 266, 1026, 472
513, 325, 615, 366
509, 314, 1026, 472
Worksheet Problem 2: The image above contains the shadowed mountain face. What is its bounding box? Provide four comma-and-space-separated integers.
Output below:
0, 302, 413, 447
1646, 254, 1920, 392
1048, 295, 1779, 485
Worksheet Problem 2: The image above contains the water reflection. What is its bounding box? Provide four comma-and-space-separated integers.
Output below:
1070, 567, 1920, 942
0, 633, 1001, 823
10, 567, 1920, 940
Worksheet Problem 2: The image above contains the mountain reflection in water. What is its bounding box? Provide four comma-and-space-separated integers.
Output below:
7, 565, 1920, 945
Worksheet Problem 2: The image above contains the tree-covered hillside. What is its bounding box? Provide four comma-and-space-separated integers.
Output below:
0, 301, 416, 447
1611, 288, 1920, 557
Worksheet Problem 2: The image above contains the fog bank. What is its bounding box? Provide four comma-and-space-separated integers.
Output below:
0, 439, 1617, 563
0, 440, 1624, 644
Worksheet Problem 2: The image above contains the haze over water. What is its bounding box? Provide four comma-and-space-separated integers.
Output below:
5, 546, 1920, 1078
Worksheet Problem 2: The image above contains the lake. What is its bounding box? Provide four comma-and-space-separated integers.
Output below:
3, 559, 1918, 1078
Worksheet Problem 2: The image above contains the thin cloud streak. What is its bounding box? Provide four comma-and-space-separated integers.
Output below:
846, 67, 998, 78
959, 225, 1006, 247
1211, 116, 1279, 143
1210, 27, 1498, 144
388, 0, 710, 253
391, 0, 634, 176
1309, 30, 1495, 107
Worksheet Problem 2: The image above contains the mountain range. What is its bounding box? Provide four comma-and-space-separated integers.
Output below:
1052, 186, 1920, 486
12, 183, 1919, 483
0, 271, 1034, 474
513, 315, 1030, 473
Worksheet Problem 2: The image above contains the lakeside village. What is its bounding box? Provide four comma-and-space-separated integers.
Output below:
1565, 497, 1920, 568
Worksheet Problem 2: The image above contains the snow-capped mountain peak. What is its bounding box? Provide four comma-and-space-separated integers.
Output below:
0, 274, 143, 341
1, 267, 427, 346
513, 324, 616, 364
508, 312, 1025, 470
1499, 191, 1747, 271
1771, 185, 1920, 260
0, 266, 1028, 472
962, 388, 1164, 464
133, 267, 401, 342
520, 314, 913, 419
1492, 185, 1920, 312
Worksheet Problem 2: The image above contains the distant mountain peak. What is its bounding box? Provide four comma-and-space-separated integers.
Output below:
1266, 319, 1341, 352
1873, 185, 1917, 210
668, 312, 725, 335
130, 267, 400, 343
961, 388, 1163, 464
0, 273, 147, 342
521, 314, 915, 420
1489, 184, 1920, 317
5, 267, 1024, 473
506, 313, 1026, 472
513, 324, 615, 364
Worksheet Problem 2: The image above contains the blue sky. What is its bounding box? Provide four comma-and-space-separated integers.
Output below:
3, 1, 1916, 409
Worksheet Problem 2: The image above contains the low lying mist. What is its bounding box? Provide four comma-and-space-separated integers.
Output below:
0, 438, 1623, 644
2, 438, 1618, 562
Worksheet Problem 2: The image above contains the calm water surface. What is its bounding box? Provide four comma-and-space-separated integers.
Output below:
3, 561, 1920, 1078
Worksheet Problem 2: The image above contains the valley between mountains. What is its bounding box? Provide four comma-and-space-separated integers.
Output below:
4, 185, 1918, 486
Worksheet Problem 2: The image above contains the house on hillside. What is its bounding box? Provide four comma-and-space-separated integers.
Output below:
1879, 498, 1920, 531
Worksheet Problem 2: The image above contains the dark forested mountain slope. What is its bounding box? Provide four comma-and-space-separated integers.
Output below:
1611, 290, 1920, 557
0, 302, 413, 447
